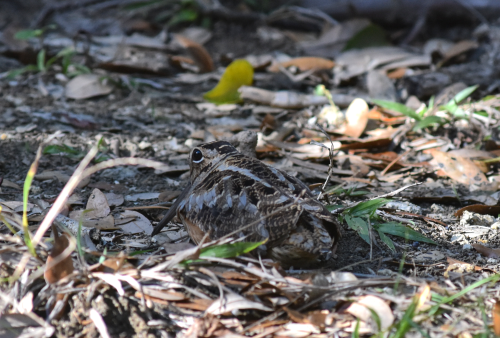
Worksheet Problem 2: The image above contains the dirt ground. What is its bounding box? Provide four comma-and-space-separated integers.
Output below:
2, 1, 500, 337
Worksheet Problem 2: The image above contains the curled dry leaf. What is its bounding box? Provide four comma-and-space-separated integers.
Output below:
345, 295, 394, 331
44, 225, 74, 285
174, 34, 214, 73
267, 57, 335, 72
455, 204, 500, 217
334, 98, 369, 138
65, 74, 113, 100
429, 150, 489, 188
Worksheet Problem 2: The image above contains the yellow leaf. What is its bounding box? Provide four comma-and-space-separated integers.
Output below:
203, 59, 253, 104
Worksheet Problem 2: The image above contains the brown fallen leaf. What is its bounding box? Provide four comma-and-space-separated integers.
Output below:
386, 67, 407, 79
284, 307, 328, 329
429, 150, 490, 188
176, 298, 214, 311
493, 300, 500, 336
455, 204, 500, 217
44, 224, 75, 284
174, 34, 214, 73
472, 243, 500, 259
267, 57, 335, 72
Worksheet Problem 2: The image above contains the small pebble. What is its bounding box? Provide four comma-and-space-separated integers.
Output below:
412, 242, 420, 248
462, 244, 472, 250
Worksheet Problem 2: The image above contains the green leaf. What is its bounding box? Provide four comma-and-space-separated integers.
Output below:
376, 222, 437, 244
349, 190, 370, 196
440, 85, 478, 116
345, 215, 370, 245
43, 144, 85, 160
372, 99, 422, 121
168, 8, 198, 26
352, 318, 361, 338
325, 204, 344, 212
203, 59, 254, 104
413, 116, 445, 131
15, 29, 44, 40
37, 49, 46, 72
427, 95, 435, 112
451, 85, 478, 104
94, 153, 111, 163
343, 24, 391, 51
345, 198, 390, 218
377, 230, 395, 252
199, 240, 265, 259
45, 56, 58, 69
23, 149, 42, 257
6, 68, 27, 79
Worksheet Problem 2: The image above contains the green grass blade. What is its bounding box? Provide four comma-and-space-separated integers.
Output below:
14, 29, 44, 40
345, 215, 371, 244
372, 100, 421, 121
37, 49, 46, 72
413, 116, 445, 131
376, 222, 437, 244
23, 148, 43, 256
377, 230, 396, 252
0, 210, 18, 236
325, 204, 344, 212
429, 274, 500, 315
449, 85, 478, 104
199, 240, 266, 259
345, 198, 390, 218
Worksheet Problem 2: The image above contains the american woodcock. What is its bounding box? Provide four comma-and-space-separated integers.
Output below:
151, 141, 341, 267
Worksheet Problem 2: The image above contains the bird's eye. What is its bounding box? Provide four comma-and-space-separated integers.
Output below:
192, 149, 204, 163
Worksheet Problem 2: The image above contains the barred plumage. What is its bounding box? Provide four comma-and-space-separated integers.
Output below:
151, 141, 341, 267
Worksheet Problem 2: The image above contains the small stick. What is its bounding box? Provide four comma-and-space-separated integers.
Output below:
380, 149, 410, 176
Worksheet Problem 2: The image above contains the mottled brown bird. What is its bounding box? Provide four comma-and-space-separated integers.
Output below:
151, 141, 341, 267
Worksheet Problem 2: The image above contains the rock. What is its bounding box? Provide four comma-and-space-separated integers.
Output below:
460, 211, 495, 227
414, 250, 445, 263
385, 201, 422, 214
462, 244, 472, 250
430, 204, 445, 213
